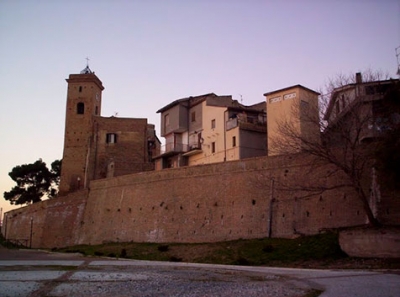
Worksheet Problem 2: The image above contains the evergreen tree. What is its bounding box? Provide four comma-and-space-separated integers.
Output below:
3, 159, 61, 205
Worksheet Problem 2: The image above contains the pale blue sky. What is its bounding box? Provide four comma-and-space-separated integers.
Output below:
1, 0, 399, 214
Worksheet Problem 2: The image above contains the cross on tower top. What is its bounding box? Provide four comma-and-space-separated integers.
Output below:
80, 57, 93, 74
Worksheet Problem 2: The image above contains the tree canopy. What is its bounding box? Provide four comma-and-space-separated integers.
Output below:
3, 159, 61, 205
270, 71, 399, 227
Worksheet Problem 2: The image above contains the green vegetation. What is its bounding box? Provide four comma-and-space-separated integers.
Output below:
3, 159, 61, 205
54, 232, 348, 267
304, 289, 324, 297
0, 234, 27, 249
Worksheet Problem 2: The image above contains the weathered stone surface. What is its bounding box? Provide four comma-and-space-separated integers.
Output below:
3, 154, 399, 249
339, 228, 400, 258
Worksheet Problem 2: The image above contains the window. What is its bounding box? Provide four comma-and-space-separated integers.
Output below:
232, 136, 236, 147
211, 119, 216, 129
191, 112, 196, 122
335, 100, 340, 115
79, 86, 83, 92
165, 114, 170, 126
77, 102, 85, 114
95, 106, 98, 115
211, 142, 216, 153
365, 86, 375, 95
106, 133, 117, 143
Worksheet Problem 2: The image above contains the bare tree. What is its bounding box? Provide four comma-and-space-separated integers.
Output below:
270, 70, 396, 227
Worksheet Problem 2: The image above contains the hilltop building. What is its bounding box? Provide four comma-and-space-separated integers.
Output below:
3, 70, 399, 254
323, 73, 399, 144
264, 85, 320, 156
59, 66, 160, 194
154, 93, 267, 169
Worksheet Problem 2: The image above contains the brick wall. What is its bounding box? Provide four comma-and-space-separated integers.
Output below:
93, 117, 152, 179
3, 153, 398, 248
4, 191, 87, 248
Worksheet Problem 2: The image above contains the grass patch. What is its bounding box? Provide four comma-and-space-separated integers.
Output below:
303, 289, 324, 297
52, 232, 350, 267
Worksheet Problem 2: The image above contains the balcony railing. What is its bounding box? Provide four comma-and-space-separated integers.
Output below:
155, 142, 203, 157
226, 117, 267, 132
160, 143, 189, 155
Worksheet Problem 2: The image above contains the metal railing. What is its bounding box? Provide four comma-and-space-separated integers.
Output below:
159, 143, 189, 155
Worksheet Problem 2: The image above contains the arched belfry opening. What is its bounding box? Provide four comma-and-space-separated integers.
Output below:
77, 102, 85, 114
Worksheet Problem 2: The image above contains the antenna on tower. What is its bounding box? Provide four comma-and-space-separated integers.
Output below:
239, 94, 243, 104
396, 46, 400, 76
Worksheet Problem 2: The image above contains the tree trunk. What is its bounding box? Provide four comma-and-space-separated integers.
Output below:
358, 186, 380, 227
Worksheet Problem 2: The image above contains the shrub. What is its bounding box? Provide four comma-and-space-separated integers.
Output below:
169, 256, 182, 262
120, 248, 127, 258
158, 245, 169, 252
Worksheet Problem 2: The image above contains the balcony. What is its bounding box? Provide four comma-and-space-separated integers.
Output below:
156, 143, 189, 157
154, 142, 203, 158
226, 117, 267, 132
183, 143, 203, 156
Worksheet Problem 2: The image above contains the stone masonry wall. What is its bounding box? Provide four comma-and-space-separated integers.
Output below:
4, 191, 87, 248
3, 153, 398, 248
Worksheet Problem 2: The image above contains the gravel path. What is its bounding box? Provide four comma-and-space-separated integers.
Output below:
0, 261, 311, 297
47, 266, 309, 297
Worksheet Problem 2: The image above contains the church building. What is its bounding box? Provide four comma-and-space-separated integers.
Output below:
59, 65, 160, 194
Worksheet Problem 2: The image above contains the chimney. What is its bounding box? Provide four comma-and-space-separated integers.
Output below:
355, 72, 362, 84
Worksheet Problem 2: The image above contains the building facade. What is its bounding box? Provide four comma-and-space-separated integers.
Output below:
323, 73, 399, 143
59, 66, 160, 194
264, 85, 320, 156
154, 93, 267, 169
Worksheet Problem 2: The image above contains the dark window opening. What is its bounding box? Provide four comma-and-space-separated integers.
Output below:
232, 136, 236, 147
335, 100, 340, 115
77, 102, 85, 114
191, 112, 196, 122
211, 119, 216, 129
211, 142, 216, 153
95, 106, 98, 115
106, 133, 117, 143
79, 86, 83, 92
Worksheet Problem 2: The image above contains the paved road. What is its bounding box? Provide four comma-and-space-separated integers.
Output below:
0, 248, 399, 297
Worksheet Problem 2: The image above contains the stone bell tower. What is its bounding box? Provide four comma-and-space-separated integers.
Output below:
59, 65, 104, 194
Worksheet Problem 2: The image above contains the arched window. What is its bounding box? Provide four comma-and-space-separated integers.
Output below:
77, 102, 85, 114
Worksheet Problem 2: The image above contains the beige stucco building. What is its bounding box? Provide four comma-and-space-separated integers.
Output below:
264, 85, 320, 156
154, 93, 267, 169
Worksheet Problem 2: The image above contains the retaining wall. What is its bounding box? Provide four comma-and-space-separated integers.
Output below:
3, 153, 397, 248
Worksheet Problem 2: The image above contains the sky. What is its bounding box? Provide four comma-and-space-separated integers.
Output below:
0, 0, 399, 215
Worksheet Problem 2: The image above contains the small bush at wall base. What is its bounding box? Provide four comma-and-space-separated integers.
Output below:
262, 245, 274, 253
158, 245, 169, 252
169, 256, 182, 262
234, 257, 253, 266
120, 249, 127, 258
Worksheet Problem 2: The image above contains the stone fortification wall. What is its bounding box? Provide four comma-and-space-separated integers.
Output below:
4, 191, 87, 248
4, 153, 397, 248
77, 153, 366, 246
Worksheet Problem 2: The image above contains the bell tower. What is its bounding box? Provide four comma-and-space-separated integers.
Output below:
59, 65, 104, 194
